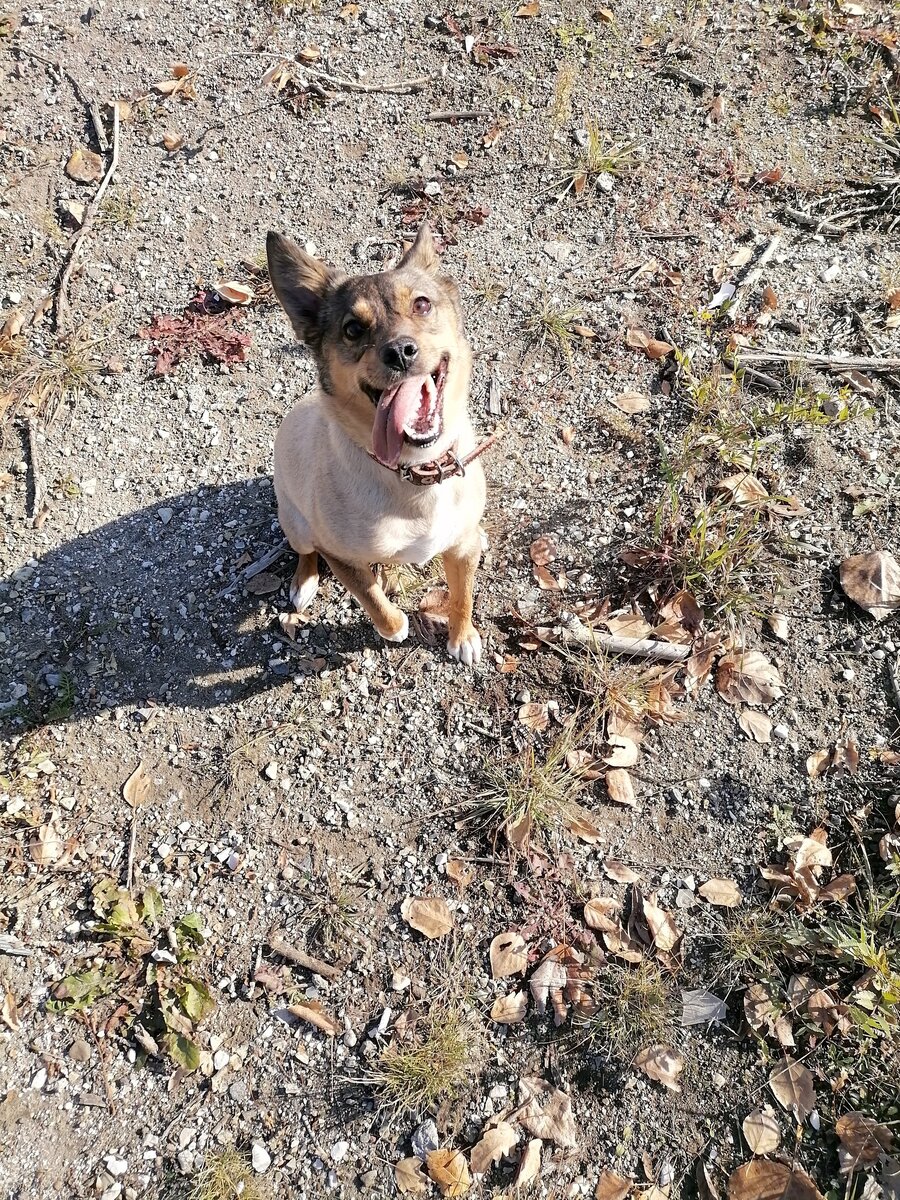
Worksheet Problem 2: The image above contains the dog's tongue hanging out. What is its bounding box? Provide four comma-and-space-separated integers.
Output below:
371, 374, 437, 469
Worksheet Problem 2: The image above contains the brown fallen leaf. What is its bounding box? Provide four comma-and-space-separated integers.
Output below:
516, 0, 540, 13
490, 991, 528, 1024
31, 818, 65, 867
840, 551, 900, 621
534, 563, 565, 590
603, 859, 640, 884
518, 1076, 578, 1150
767, 612, 789, 641
626, 328, 675, 359
490, 931, 528, 979
560, 424, 577, 446
610, 391, 651, 415
215, 281, 255, 306
717, 473, 769, 506
698, 878, 742, 908
806, 749, 831, 778
470, 1122, 518, 1176
633, 1044, 684, 1092
742, 1108, 781, 1156
786, 833, 832, 871
603, 927, 644, 964
583, 896, 621, 933
564, 807, 602, 843
596, 1170, 633, 1200
835, 1112, 894, 1174
727, 1160, 823, 1200
529, 535, 557, 566
716, 651, 784, 707
123, 761, 151, 808
245, 571, 282, 596
340, 2, 361, 19
642, 894, 680, 952
518, 701, 550, 732
516, 1139, 542, 1188
286, 1001, 341, 1037
427, 1148, 471, 1197
567, 750, 605, 780
768, 1057, 815, 1122
446, 859, 475, 890
66, 146, 103, 184
395, 1156, 429, 1195
606, 768, 636, 807
162, 131, 184, 152
529, 947, 569, 1018
603, 734, 639, 768
738, 710, 772, 744
401, 896, 453, 939
1, 989, 20, 1033
818, 874, 856, 903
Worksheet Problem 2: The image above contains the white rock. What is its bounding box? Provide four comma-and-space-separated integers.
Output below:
264, 762, 278, 780
772, 724, 790, 741
820, 261, 840, 283
31, 1068, 47, 1090
251, 1144, 271, 1173
331, 1141, 350, 1163
105, 1156, 128, 1177
157, 507, 173, 525
212, 1049, 229, 1071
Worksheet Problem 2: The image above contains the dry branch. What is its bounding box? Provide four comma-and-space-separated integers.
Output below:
304, 68, 431, 95
216, 538, 289, 598
557, 616, 691, 662
267, 929, 340, 980
731, 348, 900, 374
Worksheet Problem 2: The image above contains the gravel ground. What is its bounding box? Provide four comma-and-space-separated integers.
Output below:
2, 1, 899, 1198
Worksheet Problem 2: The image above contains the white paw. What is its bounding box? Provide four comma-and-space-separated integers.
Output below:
379, 612, 409, 644
290, 574, 319, 613
448, 628, 482, 666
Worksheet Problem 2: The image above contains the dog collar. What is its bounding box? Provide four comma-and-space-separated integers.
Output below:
369, 433, 496, 486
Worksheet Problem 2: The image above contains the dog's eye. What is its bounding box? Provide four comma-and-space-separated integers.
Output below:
413, 297, 432, 316
343, 319, 365, 340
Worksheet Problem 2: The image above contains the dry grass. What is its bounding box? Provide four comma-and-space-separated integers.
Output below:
375, 1007, 475, 1114
191, 1148, 268, 1200
99, 187, 142, 229
550, 62, 578, 127
522, 297, 584, 361
1, 327, 103, 423
556, 120, 641, 200
576, 960, 675, 1060
296, 867, 369, 954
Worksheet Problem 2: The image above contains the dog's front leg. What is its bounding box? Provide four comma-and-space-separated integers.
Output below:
321, 554, 409, 644
443, 534, 483, 665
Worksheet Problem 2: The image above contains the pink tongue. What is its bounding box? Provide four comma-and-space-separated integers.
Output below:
372, 375, 430, 469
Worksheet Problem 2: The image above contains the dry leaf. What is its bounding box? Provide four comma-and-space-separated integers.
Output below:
534, 563, 564, 591
340, 2, 361, 19
584, 897, 621, 933
681, 988, 727, 1026
642, 895, 680, 952
603, 734, 639, 768
738, 710, 773, 744
395, 1157, 429, 1195
560, 424, 577, 446
835, 1112, 894, 1174
603, 928, 645, 964
768, 1058, 815, 1122
123, 761, 151, 808
66, 146, 103, 183
518, 702, 550, 732
286, 1002, 341, 1036
518, 1077, 578, 1150
529, 535, 557, 566
717, 473, 770, 505
401, 896, 453, 939
610, 391, 651, 415
162, 130, 183, 151
840, 551, 900, 621
727, 1161, 823, 1200
716, 651, 784, 707
215, 281, 255, 306
516, 1139, 542, 1188
516, 0, 540, 13
604, 859, 640, 884
606, 768, 636, 807
530, 949, 569, 1016
446, 859, 475, 890
564, 807, 602, 843
806, 749, 831, 778
31, 819, 64, 866
596, 1170, 632, 1200
482, 123, 503, 148
818, 874, 856, 903
698, 879, 742, 908
490, 931, 528, 979
1, 990, 20, 1033
245, 571, 282, 596
470, 1122, 518, 1176
743, 1109, 781, 1156
427, 1149, 471, 1197
767, 612, 789, 641
761, 285, 778, 312
786, 834, 832, 871
633, 1044, 684, 1092
490, 991, 528, 1024
567, 750, 604, 780
606, 612, 654, 638
626, 328, 675, 359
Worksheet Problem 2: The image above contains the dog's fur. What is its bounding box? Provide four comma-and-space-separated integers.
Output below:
266, 224, 486, 664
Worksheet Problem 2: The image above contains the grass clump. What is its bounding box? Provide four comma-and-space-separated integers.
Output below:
297, 867, 369, 954
522, 297, 584, 362
1, 327, 102, 423
99, 187, 142, 229
374, 1006, 476, 1114
577, 961, 676, 1060
557, 120, 640, 200
192, 1148, 268, 1200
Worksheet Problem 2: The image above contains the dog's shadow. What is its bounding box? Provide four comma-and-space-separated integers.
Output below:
0, 477, 379, 736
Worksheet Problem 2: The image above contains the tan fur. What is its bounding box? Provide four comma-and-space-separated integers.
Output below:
267, 224, 486, 664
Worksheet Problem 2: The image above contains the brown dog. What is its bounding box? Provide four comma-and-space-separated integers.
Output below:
266, 224, 489, 665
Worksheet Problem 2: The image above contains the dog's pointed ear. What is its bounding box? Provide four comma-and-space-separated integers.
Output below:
266, 232, 342, 345
398, 222, 439, 274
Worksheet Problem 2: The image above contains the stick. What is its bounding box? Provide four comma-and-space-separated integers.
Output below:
303, 68, 431, 95
27, 417, 47, 523
730, 348, 900, 373
555, 617, 691, 662
426, 109, 490, 121
126, 810, 138, 894
727, 234, 781, 321
54, 101, 120, 332
267, 929, 340, 980
216, 538, 289, 598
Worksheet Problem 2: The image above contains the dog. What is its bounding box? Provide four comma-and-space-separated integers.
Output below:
266, 223, 490, 665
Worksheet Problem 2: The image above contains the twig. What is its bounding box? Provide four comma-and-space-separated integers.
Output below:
727, 234, 781, 321
426, 109, 490, 121
640, 229, 701, 241
555, 617, 691, 662
54, 101, 121, 332
303, 68, 431, 95
659, 64, 710, 92
126, 809, 138, 894
730, 348, 900, 373
267, 928, 340, 980
26, 417, 47, 524
216, 538, 290, 598
888, 655, 900, 720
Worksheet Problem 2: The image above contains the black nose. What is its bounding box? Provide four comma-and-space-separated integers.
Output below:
381, 338, 419, 373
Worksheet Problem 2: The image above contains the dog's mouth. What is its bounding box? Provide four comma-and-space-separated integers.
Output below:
368, 354, 449, 470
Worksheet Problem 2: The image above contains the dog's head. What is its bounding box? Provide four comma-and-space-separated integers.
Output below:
266, 224, 472, 469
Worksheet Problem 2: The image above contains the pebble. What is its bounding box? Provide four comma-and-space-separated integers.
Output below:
31, 1068, 47, 1090
157, 507, 173, 525
229, 1079, 249, 1104
68, 1037, 92, 1062
873, 649, 886, 661
212, 1049, 229, 1071
264, 762, 278, 780
820, 261, 840, 283
251, 1143, 271, 1173
772, 724, 790, 741
331, 1141, 350, 1163
841, 668, 855, 682
105, 1156, 128, 1177
411, 1119, 439, 1160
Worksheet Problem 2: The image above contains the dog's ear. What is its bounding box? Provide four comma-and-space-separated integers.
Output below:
398, 222, 439, 274
266, 232, 341, 345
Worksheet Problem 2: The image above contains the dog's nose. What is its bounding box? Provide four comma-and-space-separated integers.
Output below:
381, 338, 419, 373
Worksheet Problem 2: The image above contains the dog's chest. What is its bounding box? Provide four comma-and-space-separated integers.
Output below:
378, 488, 461, 564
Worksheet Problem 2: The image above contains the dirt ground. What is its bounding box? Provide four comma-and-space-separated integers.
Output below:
2, 1, 900, 1198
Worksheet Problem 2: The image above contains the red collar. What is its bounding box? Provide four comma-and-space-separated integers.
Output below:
369, 433, 496, 486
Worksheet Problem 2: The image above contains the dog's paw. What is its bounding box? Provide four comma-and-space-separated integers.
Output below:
378, 611, 409, 645
290, 573, 319, 613
448, 626, 482, 666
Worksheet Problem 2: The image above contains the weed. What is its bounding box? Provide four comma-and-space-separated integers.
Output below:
522, 297, 584, 362
557, 23, 597, 53
714, 907, 789, 982
192, 1148, 268, 1200
374, 1005, 476, 1114
99, 187, 142, 229
577, 648, 677, 730
550, 63, 578, 127
380, 559, 442, 601
576, 960, 676, 1060
0, 733, 56, 791
556, 120, 640, 201
1, 327, 102, 423
297, 867, 370, 953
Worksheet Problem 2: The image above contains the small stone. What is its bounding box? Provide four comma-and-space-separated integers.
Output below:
331, 1141, 350, 1163
359, 1170, 379, 1190
229, 1079, 249, 1104
712, 1072, 727, 1089
251, 1144, 271, 1173
68, 1037, 91, 1062
176, 1151, 194, 1175
81, 477, 98, 497
411, 1119, 439, 1161
390, 970, 410, 992
264, 762, 278, 780
544, 240, 574, 264
884, 641, 896, 653
873, 649, 886, 661
157, 507, 173, 525
820, 261, 840, 283
772, 724, 790, 741
31, 1068, 47, 1090
841, 668, 855, 682
105, 1156, 128, 1177
212, 1049, 229, 1071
